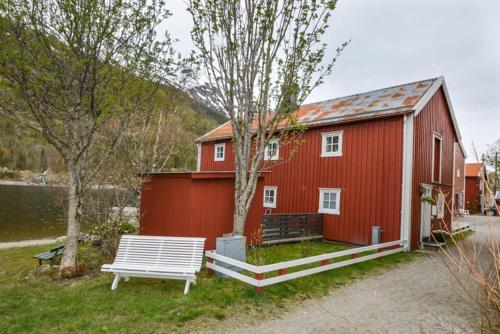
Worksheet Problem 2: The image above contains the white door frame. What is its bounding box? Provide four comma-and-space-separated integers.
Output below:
420, 183, 433, 247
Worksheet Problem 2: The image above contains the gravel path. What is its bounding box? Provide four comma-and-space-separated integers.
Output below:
217, 215, 498, 334
0, 236, 64, 249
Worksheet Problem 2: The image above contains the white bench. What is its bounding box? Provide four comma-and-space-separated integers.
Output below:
101, 235, 206, 295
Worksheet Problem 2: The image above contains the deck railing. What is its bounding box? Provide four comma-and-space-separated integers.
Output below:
262, 213, 323, 244
205, 239, 408, 293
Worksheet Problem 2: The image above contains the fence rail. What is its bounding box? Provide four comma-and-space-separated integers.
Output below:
262, 213, 323, 244
205, 239, 408, 293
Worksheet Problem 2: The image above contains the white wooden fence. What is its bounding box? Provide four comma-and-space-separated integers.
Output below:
205, 239, 408, 293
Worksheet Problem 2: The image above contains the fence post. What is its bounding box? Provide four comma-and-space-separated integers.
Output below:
351, 253, 358, 259
320, 259, 329, 266
255, 273, 265, 294
278, 268, 288, 276
207, 258, 214, 276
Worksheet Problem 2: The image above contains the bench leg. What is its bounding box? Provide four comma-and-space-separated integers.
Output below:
111, 274, 121, 290
184, 280, 191, 295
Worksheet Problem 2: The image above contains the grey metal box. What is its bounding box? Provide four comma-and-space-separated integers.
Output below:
215, 235, 246, 277
372, 226, 382, 245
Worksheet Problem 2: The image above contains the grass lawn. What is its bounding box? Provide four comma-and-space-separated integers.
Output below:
0, 240, 418, 333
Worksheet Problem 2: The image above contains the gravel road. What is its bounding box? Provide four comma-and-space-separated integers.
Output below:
216, 215, 498, 334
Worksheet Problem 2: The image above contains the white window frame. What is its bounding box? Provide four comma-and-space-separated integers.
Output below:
318, 188, 341, 215
321, 131, 343, 157
431, 133, 443, 183
214, 143, 225, 161
264, 139, 280, 161
263, 186, 277, 208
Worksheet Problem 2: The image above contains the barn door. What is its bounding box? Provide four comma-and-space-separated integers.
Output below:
420, 185, 433, 247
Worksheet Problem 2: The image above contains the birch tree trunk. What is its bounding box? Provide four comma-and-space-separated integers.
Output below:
60, 168, 81, 269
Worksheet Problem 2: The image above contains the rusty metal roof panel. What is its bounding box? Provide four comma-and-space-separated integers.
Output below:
198, 77, 439, 142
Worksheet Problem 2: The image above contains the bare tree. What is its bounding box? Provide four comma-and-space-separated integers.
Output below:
0, 0, 173, 271
436, 190, 499, 331
189, 0, 347, 234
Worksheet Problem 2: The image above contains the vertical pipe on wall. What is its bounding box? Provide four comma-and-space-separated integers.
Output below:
400, 114, 414, 250
196, 143, 201, 172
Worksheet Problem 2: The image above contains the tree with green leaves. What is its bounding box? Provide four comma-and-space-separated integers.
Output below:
188, 0, 347, 235
0, 0, 174, 271
484, 138, 500, 192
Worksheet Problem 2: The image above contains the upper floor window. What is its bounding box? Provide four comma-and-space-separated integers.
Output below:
264, 139, 279, 161
432, 134, 442, 183
318, 188, 341, 215
321, 131, 343, 157
263, 186, 277, 208
214, 143, 225, 161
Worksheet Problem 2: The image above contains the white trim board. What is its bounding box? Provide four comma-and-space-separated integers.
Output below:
400, 115, 414, 250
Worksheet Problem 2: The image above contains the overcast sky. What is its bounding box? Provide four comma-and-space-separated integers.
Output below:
163, 0, 499, 161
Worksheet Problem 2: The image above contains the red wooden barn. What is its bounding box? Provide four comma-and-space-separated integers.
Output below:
140, 76, 466, 250
464, 163, 488, 213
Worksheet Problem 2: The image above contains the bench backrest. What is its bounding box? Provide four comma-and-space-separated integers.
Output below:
113, 235, 206, 271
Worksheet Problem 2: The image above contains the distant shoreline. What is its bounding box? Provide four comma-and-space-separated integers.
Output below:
0, 179, 66, 187
0, 180, 122, 190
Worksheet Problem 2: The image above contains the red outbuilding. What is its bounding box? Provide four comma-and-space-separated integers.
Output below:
464, 163, 489, 213
140, 76, 466, 250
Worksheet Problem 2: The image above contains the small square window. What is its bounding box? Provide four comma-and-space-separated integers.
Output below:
264, 140, 279, 161
321, 131, 343, 157
263, 186, 277, 208
318, 188, 341, 215
214, 143, 225, 161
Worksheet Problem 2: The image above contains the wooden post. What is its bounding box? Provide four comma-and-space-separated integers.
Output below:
278, 268, 288, 276
351, 253, 358, 259
207, 258, 214, 276
255, 273, 265, 294
320, 259, 329, 266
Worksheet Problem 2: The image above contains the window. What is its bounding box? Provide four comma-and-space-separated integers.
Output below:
214, 143, 225, 161
263, 186, 277, 208
321, 131, 343, 157
432, 134, 442, 183
264, 140, 279, 161
456, 169, 460, 178
318, 188, 341, 215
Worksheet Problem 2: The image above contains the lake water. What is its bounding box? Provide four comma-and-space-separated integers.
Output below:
0, 184, 132, 242
0, 184, 72, 242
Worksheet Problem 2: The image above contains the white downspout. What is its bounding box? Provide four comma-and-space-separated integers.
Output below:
400, 115, 414, 250
196, 143, 201, 172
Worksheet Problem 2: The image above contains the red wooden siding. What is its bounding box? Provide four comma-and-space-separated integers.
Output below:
200, 141, 235, 171
411, 88, 456, 249
200, 117, 405, 246
465, 176, 481, 213
140, 173, 264, 249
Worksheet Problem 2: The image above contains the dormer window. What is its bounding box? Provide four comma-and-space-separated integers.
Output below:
321, 131, 343, 157
214, 143, 225, 161
264, 139, 279, 161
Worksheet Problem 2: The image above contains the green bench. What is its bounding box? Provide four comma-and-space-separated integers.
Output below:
33, 245, 65, 266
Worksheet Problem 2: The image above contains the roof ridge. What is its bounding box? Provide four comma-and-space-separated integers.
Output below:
302, 76, 442, 107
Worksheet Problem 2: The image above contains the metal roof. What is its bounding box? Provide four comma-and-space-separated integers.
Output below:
465, 163, 483, 177
197, 77, 441, 142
